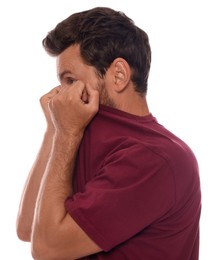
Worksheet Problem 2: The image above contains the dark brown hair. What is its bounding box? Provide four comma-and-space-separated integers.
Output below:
42, 7, 151, 94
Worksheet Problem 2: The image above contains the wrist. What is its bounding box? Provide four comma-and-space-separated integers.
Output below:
53, 130, 84, 148
55, 126, 84, 140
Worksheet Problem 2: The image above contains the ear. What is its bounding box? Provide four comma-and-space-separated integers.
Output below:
112, 58, 131, 92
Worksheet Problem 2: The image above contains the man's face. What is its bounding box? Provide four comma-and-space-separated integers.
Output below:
57, 44, 115, 107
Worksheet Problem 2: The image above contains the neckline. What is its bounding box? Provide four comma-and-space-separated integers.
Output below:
99, 104, 155, 122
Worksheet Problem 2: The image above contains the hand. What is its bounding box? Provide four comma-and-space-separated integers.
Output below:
40, 86, 61, 132
49, 81, 99, 136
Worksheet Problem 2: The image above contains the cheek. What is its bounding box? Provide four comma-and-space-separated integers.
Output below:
87, 74, 103, 92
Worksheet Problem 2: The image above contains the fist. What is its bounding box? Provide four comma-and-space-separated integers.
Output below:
40, 86, 61, 131
49, 81, 99, 136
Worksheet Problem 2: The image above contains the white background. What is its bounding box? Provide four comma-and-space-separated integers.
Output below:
0, 0, 215, 259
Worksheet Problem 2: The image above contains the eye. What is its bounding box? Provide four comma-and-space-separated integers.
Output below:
65, 77, 76, 85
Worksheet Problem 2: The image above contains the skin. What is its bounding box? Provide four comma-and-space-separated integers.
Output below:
16, 44, 149, 259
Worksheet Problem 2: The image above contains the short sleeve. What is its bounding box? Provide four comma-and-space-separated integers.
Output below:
65, 141, 175, 252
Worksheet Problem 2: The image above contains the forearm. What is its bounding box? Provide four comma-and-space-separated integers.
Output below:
16, 131, 54, 241
31, 132, 83, 251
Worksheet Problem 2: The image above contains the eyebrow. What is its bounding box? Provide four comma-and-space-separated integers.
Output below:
58, 70, 73, 81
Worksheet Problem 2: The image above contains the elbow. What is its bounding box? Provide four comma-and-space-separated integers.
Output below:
31, 243, 63, 260
31, 236, 76, 260
31, 245, 42, 260
31, 241, 49, 260
16, 221, 31, 242
31, 234, 58, 260
17, 229, 31, 242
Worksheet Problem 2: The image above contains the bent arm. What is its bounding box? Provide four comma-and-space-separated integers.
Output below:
31, 133, 102, 260
16, 131, 54, 241
16, 86, 60, 242
31, 82, 101, 259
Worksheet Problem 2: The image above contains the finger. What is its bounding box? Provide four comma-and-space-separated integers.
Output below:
46, 86, 61, 108
40, 86, 61, 103
67, 81, 85, 100
81, 88, 89, 103
48, 85, 61, 97
85, 84, 99, 109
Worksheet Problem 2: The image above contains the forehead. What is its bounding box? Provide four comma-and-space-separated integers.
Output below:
56, 45, 83, 72
56, 44, 99, 82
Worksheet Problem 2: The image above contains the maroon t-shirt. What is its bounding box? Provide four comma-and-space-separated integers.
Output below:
65, 105, 201, 260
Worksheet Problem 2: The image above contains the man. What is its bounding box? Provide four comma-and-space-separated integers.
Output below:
16, 7, 201, 260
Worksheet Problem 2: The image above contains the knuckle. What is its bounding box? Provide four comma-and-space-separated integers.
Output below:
39, 95, 45, 104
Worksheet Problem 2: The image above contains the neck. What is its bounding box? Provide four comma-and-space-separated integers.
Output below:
116, 94, 150, 117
